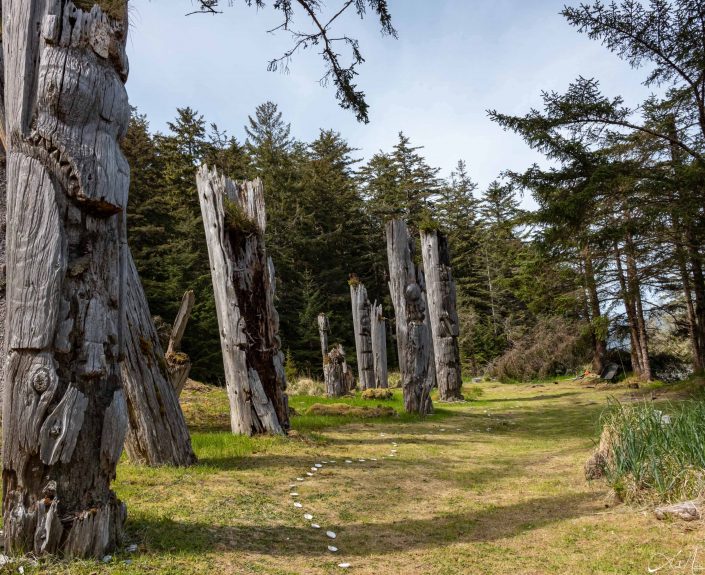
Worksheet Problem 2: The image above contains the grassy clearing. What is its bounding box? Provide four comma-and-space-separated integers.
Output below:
8, 379, 705, 574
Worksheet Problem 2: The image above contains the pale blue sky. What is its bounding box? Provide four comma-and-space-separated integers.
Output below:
126, 1, 654, 193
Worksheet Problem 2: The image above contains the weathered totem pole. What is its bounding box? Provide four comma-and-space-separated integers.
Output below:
421, 229, 463, 401
371, 301, 388, 389
350, 276, 375, 390
197, 165, 289, 435
318, 313, 351, 397
386, 219, 434, 414
2, 1, 131, 556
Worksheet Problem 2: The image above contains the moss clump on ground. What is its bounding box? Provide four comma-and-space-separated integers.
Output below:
305, 403, 396, 418
361, 388, 394, 400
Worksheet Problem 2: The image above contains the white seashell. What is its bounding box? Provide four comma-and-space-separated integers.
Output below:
440, 429, 446, 432
126, 544, 138, 553
345, 460, 352, 464
370, 458, 377, 461
289, 484, 297, 488
391, 450, 397, 453
338, 563, 351, 568
322, 460, 329, 464
315, 464, 323, 468
18, 567, 25, 575
358, 459, 365, 462
326, 531, 337, 539
328, 545, 338, 552
311, 524, 321, 529
329, 460, 337, 463
290, 493, 299, 497
311, 467, 318, 472
306, 472, 314, 476
296, 478, 305, 481
294, 502, 303, 508
304, 513, 314, 520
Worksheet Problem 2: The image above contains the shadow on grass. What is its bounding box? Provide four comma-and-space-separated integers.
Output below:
128, 492, 597, 558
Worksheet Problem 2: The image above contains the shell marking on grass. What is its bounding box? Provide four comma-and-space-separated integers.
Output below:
327, 531, 337, 539
304, 514, 313, 521
311, 524, 321, 529
328, 546, 338, 552
315, 464, 323, 468
338, 563, 351, 569
294, 502, 303, 508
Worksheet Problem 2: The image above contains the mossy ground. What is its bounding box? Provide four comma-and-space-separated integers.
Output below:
7, 378, 705, 574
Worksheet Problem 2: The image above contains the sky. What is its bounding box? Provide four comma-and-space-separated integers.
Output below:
126, 0, 656, 195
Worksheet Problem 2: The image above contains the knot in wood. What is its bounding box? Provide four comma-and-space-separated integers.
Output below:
49, 420, 62, 438
31, 368, 51, 393
42, 480, 57, 499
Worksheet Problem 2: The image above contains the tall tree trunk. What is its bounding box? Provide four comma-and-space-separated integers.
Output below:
421, 229, 463, 401
371, 301, 388, 389
581, 245, 606, 373
196, 165, 289, 435
685, 227, 705, 372
675, 233, 703, 373
122, 255, 196, 466
2, 1, 130, 557
166, 290, 195, 396
615, 244, 644, 377
624, 230, 652, 381
317, 313, 348, 397
386, 219, 433, 414
349, 277, 375, 390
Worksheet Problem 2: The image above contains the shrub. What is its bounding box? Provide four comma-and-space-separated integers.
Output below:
488, 316, 592, 382
361, 388, 394, 400
463, 385, 484, 401
588, 399, 705, 504
388, 372, 402, 389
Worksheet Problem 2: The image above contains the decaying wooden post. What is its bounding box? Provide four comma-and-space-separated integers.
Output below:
2, 1, 132, 557
403, 284, 434, 414
166, 290, 195, 396
318, 313, 351, 397
0, 157, 6, 413
371, 301, 388, 389
350, 276, 375, 390
197, 165, 289, 435
122, 255, 196, 466
386, 219, 434, 413
421, 229, 463, 401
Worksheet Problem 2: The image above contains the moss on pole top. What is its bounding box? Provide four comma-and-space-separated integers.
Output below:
74, 0, 128, 21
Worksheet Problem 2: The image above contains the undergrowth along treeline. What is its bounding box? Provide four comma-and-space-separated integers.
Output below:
125, 104, 593, 383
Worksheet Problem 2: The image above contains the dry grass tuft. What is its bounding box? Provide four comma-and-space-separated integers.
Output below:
74, 0, 128, 21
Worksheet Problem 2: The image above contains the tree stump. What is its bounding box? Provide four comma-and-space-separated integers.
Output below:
122, 255, 196, 466
318, 313, 351, 397
196, 165, 289, 435
2, 2, 131, 557
421, 229, 463, 401
350, 277, 375, 390
371, 301, 388, 389
166, 290, 195, 396
386, 219, 435, 412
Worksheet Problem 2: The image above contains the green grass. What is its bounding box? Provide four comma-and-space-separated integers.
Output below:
7, 379, 705, 574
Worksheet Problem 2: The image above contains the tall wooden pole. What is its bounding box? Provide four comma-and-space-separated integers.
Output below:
197, 165, 289, 435
371, 301, 388, 389
421, 229, 463, 401
350, 277, 375, 390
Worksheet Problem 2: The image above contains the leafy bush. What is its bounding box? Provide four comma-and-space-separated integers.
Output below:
488, 316, 592, 382
591, 400, 705, 504
361, 388, 394, 400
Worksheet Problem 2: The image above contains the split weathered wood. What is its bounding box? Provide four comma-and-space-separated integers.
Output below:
2, 1, 130, 557
403, 284, 434, 415
318, 313, 350, 397
197, 164, 289, 435
0, 157, 6, 417
166, 290, 195, 396
371, 301, 388, 389
350, 278, 375, 390
421, 229, 463, 401
122, 254, 197, 466
655, 501, 701, 522
386, 219, 434, 413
